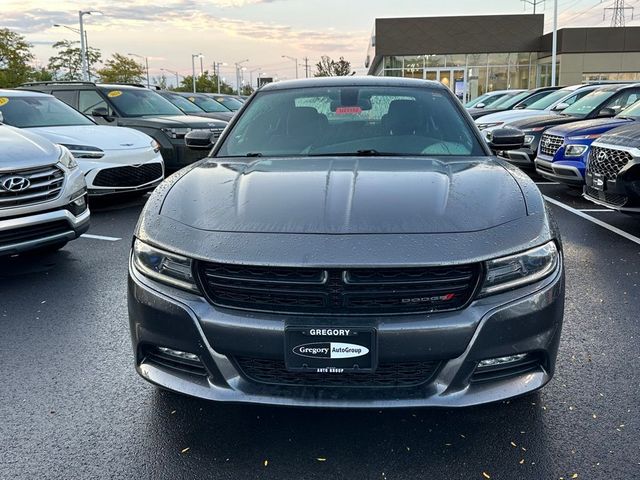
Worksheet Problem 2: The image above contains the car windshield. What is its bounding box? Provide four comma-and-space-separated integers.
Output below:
162, 93, 206, 114
490, 90, 531, 109
562, 90, 616, 117
100, 88, 184, 117
526, 89, 574, 110
466, 92, 506, 108
215, 85, 485, 158
0, 95, 94, 128
188, 95, 231, 113
211, 96, 243, 111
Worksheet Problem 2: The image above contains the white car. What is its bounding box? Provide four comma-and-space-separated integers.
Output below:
0, 90, 164, 197
475, 84, 603, 133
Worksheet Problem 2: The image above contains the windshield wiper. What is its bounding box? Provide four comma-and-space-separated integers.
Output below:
308, 150, 403, 157
245, 152, 263, 157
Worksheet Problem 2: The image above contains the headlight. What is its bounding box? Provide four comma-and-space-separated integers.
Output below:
479, 241, 559, 296
524, 135, 535, 145
477, 122, 504, 131
60, 144, 104, 159
151, 139, 161, 153
161, 127, 191, 139
57, 145, 78, 170
132, 239, 199, 293
564, 144, 589, 157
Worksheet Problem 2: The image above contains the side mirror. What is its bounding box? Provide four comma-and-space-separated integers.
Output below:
551, 102, 569, 112
91, 107, 114, 122
597, 107, 617, 118
486, 127, 525, 152
475, 102, 486, 109
185, 129, 216, 150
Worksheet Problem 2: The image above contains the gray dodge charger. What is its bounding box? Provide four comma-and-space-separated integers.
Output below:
128, 77, 564, 408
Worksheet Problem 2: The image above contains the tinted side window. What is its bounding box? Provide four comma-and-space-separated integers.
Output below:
79, 90, 113, 115
51, 90, 77, 108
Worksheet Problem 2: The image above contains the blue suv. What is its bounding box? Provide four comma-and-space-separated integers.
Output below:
535, 95, 640, 185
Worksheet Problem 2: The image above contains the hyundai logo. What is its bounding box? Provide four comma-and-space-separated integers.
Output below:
597, 151, 608, 162
1, 176, 30, 192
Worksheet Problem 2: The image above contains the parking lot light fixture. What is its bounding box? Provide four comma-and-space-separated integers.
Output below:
79, 10, 102, 81
234, 59, 249, 95
128, 53, 150, 88
551, 0, 558, 87
191, 53, 203, 93
160, 68, 180, 88
282, 55, 299, 79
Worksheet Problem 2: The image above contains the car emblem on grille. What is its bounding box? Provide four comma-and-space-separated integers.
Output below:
1, 175, 31, 192
597, 150, 608, 162
593, 177, 605, 188
542, 138, 551, 148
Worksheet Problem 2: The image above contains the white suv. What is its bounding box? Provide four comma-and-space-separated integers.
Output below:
0, 123, 89, 255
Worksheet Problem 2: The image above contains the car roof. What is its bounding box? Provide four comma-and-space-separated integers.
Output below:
0, 89, 53, 98
19, 82, 148, 90
260, 76, 448, 92
593, 82, 640, 92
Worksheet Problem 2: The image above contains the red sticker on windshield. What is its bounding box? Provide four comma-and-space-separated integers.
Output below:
336, 106, 362, 115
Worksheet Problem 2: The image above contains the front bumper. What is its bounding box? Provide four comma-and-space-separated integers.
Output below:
128, 257, 565, 408
501, 146, 536, 168
584, 165, 640, 213
535, 156, 585, 185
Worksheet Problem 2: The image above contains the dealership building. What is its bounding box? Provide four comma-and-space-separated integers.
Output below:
366, 14, 640, 101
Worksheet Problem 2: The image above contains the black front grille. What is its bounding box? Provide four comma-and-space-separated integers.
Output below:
585, 185, 628, 207
0, 220, 70, 247
196, 263, 481, 315
588, 146, 633, 180
93, 163, 163, 187
536, 161, 553, 174
539, 134, 564, 157
235, 357, 440, 388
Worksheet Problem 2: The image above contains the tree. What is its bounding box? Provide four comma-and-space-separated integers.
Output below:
47, 40, 101, 81
174, 71, 234, 94
31, 67, 54, 82
240, 84, 254, 96
97, 53, 145, 83
152, 74, 168, 90
0, 28, 35, 87
314, 56, 353, 77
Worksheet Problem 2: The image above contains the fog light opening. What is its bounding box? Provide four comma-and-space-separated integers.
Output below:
477, 353, 528, 368
157, 346, 200, 362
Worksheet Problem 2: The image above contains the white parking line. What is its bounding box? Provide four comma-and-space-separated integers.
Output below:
579, 209, 614, 212
544, 196, 640, 246
81, 234, 122, 242
535, 182, 559, 185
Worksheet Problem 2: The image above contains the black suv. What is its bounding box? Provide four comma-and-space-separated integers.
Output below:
19, 82, 228, 172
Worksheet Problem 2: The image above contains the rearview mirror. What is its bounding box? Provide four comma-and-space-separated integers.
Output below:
551, 102, 569, 112
486, 127, 525, 152
185, 129, 216, 150
597, 107, 617, 118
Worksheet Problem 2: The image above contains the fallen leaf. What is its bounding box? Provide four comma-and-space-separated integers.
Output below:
571, 474, 578, 479
181, 447, 190, 454
482, 472, 491, 479
264, 460, 268, 467
510, 442, 517, 447
519, 459, 525, 465
317, 458, 327, 462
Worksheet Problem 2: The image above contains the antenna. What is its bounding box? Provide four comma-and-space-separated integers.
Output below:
604, 0, 634, 27
522, 0, 545, 14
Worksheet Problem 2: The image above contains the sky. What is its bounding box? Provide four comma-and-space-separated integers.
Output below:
4, 0, 640, 87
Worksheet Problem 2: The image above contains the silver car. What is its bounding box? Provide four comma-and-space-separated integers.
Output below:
0, 121, 89, 256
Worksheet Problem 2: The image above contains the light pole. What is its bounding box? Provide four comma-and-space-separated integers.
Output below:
161, 68, 180, 88
53, 24, 91, 80
282, 55, 299, 79
79, 10, 102, 81
128, 53, 150, 87
551, 0, 558, 87
213, 62, 228, 93
234, 59, 249, 95
249, 68, 261, 90
191, 53, 203, 93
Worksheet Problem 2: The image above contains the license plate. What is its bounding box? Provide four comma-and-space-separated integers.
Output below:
592, 173, 606, 191
285, 327, 375, 372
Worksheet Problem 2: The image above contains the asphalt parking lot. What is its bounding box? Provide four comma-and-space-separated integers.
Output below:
1, 176, 639, 480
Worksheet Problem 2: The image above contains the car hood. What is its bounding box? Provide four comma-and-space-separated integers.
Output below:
468, 108, 504, 119
0, 125, 60, 168
595, 123, 640, 148
26, 125, 153, 151
508, 114, 583, 130
199, 111, 234, 122
546, 117, 634, 137
119, 115, 227, 129
159, 156, 527, 234
478, 109, 556, 125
